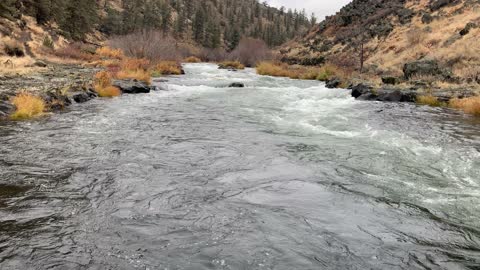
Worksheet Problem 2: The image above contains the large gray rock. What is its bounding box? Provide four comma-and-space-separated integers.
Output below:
403, 60, 452, 80
112, 80, 153, 94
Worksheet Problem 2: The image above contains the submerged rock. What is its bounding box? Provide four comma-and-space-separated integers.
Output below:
325, 78, 341, 89
228, 82, 245, 88
41, 91, 72, 111
112, 80, 153, 94
0, 101, 15, 118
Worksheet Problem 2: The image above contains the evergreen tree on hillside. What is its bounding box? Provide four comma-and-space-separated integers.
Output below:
0, 0, 18, 20
0, 0, 312, 48
193, 7, 206, 43
61, 0, 98, 40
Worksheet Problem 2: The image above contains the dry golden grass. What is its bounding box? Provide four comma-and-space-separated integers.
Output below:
151, 61, 182, 76
116, 69, 151, 84
257, 62, 345, 82
10, 92, 45, 120
0, 56, 41, 75
96, 47, 124, 59
93, 70, 122, 97
120, 58, 150, 71
416, 95, 445, 107
363, 4, 480, 80
184, 56, 201, 63
256, 62, 294, 77
449, 96, 480, 116
94, 71, 112, 88
218, 61, 245, 70
95, 85, 122, 98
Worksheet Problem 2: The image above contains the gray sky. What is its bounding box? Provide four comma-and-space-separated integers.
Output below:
265, 0, 352, 20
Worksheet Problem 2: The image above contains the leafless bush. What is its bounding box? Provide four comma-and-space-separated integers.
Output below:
54, 42, 95, 61
108, 30, 181, 62
198, 48, 227, 62
229, 38, 272, 67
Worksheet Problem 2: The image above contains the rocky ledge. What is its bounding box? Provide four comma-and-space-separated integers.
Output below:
349, 83, 476, 103
112, 80, 156, 94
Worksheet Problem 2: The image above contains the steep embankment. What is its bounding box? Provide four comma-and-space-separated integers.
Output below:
282, 0, 480, 87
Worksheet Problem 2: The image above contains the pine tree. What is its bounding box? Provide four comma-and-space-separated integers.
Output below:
193, 7, 205, 43
0, 0, 18, 20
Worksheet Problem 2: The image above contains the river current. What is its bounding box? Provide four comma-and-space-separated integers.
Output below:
1, 63, 480, 269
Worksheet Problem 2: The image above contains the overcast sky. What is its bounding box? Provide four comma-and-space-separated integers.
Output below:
265, 0, 352, 20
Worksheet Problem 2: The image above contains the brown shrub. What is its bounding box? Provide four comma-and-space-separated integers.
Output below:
108, 30, 180, 61
96, 46, 124, 59
229, 38, 271, 67
198, 48, 228, 62
184, 56, 201, 63
54, 43, 96, 61
2, 38, 24, 57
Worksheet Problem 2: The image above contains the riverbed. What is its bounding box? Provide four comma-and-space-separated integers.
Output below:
1, 63, 479, 269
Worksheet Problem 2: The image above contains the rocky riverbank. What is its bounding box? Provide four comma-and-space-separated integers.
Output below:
347, 83, 477, 103
0, 63, 158, 120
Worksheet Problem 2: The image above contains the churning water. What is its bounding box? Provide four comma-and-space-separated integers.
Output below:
1, 63, 480, 269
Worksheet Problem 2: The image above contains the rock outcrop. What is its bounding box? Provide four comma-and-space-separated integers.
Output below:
403, 60, 453, 80
112, 80, 154, 94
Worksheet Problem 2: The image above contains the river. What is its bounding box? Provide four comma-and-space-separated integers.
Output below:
1, 63, 480, 269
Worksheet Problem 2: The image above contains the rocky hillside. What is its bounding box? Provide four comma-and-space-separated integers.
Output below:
281, 0, 480, 85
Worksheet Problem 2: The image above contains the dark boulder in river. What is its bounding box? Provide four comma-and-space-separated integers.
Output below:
350, 84, 416, 102
228, 82, 245, 88
72, 90, 97, 103
0, 101, 15, 118
350, 84, 372, 98
113, 80, 153, 94
325, 78, 341, 88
